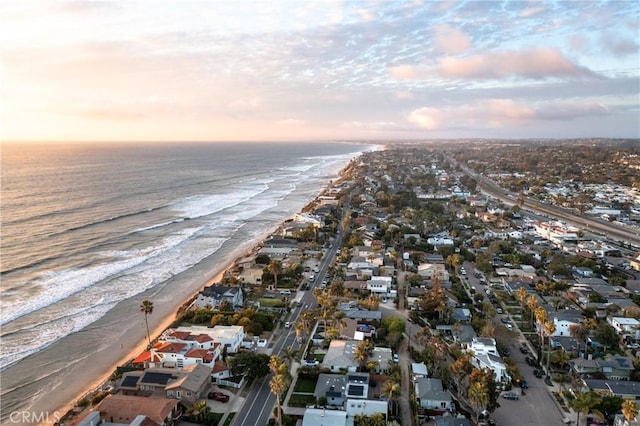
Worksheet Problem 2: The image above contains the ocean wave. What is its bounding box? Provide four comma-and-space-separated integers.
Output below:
0, 227, 202, 326
170, 185, 269, 219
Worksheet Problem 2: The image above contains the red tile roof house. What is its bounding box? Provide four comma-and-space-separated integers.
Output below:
78, 394, 181, 426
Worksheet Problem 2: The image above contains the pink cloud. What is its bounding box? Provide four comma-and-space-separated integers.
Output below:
389, 65, 419, 79
408, 107, 442, 130
433, 24, 470, 54
408, 99, 613, 131
438, 47, 598, 80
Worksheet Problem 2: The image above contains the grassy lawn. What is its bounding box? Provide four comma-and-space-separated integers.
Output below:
294, 377, 318, 393
223, 413, 236, 426
312, 353, 325, 362
288, 393, 316, 407
258, 298, 285, 307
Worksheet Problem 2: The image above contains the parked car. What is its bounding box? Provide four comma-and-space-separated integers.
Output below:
303, 359, 320, 366
496, 307, 503, 314
533, 369, 544, 378
519, 346, 528, 354
525, 356, 537, 366
393, 353, 400, 363
502, 391, 519, 400
520, 379, 529, 389
501, 317, 510, 324
501, 348, 511, 357
208, 391, 230, 402
284, 321, 291, 328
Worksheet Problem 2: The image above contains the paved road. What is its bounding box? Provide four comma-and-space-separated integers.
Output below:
231, 229, 345, 426
462, 261, 567, 425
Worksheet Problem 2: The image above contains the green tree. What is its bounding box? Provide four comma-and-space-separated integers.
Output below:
140, 300, 154, 346
570, 390, 602, 426
594, 323, 619, 350
228, 352, 270, 380
381, 379, 400, 417
381, 317, 406, 334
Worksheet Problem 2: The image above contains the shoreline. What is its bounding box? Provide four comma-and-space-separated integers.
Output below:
54, 229, 273, 425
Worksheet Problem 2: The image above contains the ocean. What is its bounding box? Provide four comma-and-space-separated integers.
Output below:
0, 141, 375, 422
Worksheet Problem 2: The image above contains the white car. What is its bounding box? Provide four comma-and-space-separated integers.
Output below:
393, 353, 400, 363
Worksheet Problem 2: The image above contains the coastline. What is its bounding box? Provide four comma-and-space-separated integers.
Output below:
53, 229, 275, 425
52, 167, 350, 424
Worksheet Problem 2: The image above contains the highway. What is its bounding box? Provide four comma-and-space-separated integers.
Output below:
456, 162, 640, 248
231, 226, 345, 426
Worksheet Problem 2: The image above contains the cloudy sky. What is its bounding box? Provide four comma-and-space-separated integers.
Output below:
2, 0, 639, 142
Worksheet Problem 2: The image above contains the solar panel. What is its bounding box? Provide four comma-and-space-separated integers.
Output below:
141, 372, 175, 385
121, 375, 140, 388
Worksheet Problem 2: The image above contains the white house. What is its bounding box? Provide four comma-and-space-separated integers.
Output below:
171, 325, 245, 354
467, 337, 499, 356
415, 378, 453, 411
367, 276, 393, 295
465, 338, 510, 383
195, 285, 244, 310
551, 310, 583, 337
301, 408, 347, 426
345, 399, 388, 421
322, 340, 359, 373
608, 317, 640, 337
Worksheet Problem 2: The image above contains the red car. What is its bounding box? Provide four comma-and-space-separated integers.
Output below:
208, 391, 230, 402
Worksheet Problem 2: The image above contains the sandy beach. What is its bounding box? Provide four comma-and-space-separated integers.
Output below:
50, 228, 278, 425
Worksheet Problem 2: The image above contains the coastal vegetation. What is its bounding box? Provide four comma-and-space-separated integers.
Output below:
139, 300, 153, 346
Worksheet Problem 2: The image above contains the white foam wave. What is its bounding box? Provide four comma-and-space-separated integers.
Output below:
0, 227, 202, 325
171, 185, 268, 219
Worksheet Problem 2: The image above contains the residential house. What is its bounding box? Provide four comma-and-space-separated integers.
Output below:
195, 285, 244, 310
583, 378, 640, 400
314, 374, 348, 406
608, 317, 640, 339
301, 408, 347, 426
466, 338, 510, 383
571, 355, 635, 380
412, 362, 429, 381
417, 263, 450, 282
368, 347, 393, 373
170, 325, 245, 353
164, 363, 212, 405
322, 340, 359, 372
415, 378, 453, 412
345, 399, 388, 421
367, 276, 393, 295
434, 415, 471, 426
551, 309, 583, 337
92, 394, 180, 426
119, 364, 211, 406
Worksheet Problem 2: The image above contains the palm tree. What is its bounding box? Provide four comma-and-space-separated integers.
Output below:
569, 323, 589, 359
269, 356, 290, 426
570, 390, 602, 426
622, 400, 638, 424
189, 400, 210, 423
526, 295, 539, 329
544, 320, 556, 373
516, 287, 527, 327
354, 340, 373, 372
534, 306, 548, 348
331, 311, 348, 337
467, 381, 489, 425
140, 300, 154, 346
381, 378, 400, 417
267, 260, 282, 289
